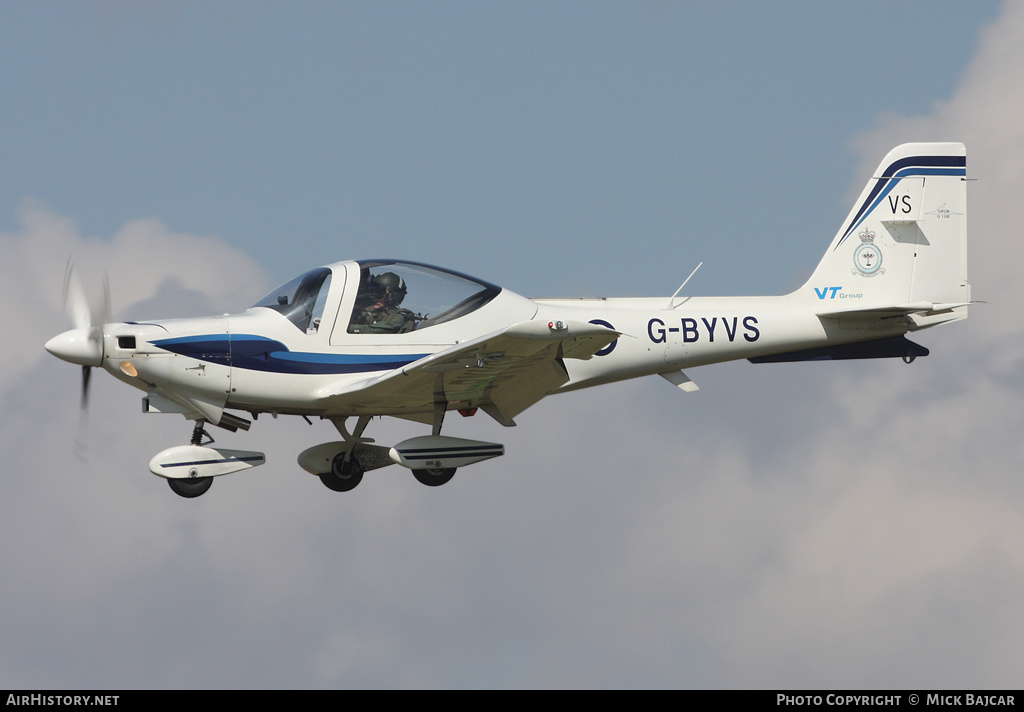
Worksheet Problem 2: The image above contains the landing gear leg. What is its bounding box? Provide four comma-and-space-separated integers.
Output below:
432, 390, 446, 437
411, 389, 457, 485
191, 419, 214, 446
165, 419, 216, 498
331, 415, 373, 444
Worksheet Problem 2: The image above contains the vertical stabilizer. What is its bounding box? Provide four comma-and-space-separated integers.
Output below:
801, 143, 968, 311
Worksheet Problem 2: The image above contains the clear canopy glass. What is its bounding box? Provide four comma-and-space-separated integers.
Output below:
347, 260, 500, 334
253, 268, 333, 332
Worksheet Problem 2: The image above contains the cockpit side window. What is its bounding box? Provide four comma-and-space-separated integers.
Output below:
254, 268, 333, 333
347, 261, 500, 334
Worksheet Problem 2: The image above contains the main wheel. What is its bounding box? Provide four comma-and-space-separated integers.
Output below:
168, 476, 213, 498
412, 467, 456, 487
319, 453, 364, 492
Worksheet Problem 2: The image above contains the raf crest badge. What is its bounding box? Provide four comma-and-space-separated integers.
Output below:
853, 229, 884, 277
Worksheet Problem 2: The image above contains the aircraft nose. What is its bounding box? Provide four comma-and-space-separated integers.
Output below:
44, 327, 104, 367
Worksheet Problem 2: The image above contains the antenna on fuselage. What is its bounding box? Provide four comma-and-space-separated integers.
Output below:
665, 261, 702, 309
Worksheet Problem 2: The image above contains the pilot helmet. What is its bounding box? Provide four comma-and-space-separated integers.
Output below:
373, 272, 407, 306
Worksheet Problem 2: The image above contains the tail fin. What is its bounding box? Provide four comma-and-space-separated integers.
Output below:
801, 143, 969, 326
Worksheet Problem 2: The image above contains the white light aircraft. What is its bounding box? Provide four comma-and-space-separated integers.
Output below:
46, 143, 970, 497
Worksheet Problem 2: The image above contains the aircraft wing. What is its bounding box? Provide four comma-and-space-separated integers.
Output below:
316, 320, 619, 423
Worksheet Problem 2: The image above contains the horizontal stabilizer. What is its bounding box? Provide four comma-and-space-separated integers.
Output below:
749, 336, 929, 363
817, 302, 969, 318
817, 302, 968, 332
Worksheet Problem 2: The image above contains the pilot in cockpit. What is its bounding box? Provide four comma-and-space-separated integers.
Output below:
349, 272, 415, 333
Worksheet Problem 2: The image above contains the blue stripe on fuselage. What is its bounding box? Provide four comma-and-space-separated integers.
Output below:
151, 334, 428, 375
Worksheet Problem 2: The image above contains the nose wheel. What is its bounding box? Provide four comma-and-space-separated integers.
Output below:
154, 419, 265, 498
166, 422, 217, 498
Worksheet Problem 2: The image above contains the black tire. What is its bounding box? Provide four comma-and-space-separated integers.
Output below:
168, 476, 213, 498
319, 453, 364, 492
412, 467, 456, 487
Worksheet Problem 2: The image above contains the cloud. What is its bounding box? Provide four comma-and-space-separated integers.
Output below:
0, 201, 277, 687
0, 200, 268, 390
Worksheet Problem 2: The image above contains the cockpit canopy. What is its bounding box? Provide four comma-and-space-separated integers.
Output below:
347, 261, 501, 334
254, 260, 502, 335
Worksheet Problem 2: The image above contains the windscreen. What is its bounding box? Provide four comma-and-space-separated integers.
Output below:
254, 268, 333, 332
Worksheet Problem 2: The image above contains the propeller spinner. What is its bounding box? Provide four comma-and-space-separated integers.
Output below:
46, 265, 110, 364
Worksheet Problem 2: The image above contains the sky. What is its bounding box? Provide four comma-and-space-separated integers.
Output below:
1, 0, 1021, 689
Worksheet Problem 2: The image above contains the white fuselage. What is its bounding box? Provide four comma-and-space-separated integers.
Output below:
98, 278, 901, 423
